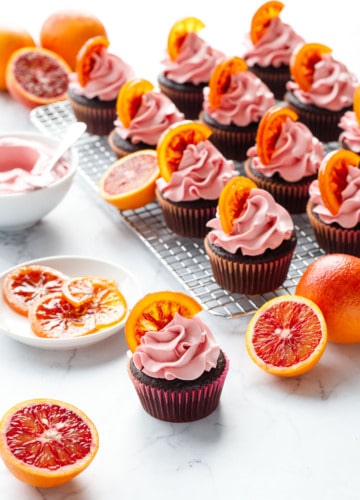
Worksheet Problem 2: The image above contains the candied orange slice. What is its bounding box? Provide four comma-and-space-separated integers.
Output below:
218, 176, 257, 234
61, 276, 117, 307
76, 35, 109, 87
208, 56, 248, 110
353, 84, 360, 126
250, 1, 284, 44
167, 17, 205, 61
318, 149, 360, 215
125, 290, 202, 352
256, 104, 298, 165
116, 78, 154, 128
289, 42, 332, 92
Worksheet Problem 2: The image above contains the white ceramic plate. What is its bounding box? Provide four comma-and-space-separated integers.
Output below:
0, 255, 142, 350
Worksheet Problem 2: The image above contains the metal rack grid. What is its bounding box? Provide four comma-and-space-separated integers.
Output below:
30, 101, 325, 318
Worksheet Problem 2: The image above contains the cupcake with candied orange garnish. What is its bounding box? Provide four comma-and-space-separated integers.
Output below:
244, 104, 324, 213
204, 176, 297, 295
284, 42, 357, 143
338, 84, 360, 154
200, 56, 275, 163
68, 36, 134, 135
108, 78, 184, 158
306, 149, 360, 256
155, 120, 237, 238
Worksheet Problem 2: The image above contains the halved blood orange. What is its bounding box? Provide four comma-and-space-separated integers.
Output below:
156, 120, 212, 182
246, 295, 327, 377
0, 398, 99, 488
318, 148, 360, 215
125, 290, 202, 352
2, 264, 68, 316
76, 35, 109, 87
116, 78, 154, 128
208, 56, 248, 110
167, 17, 205, 61
289, 42, 332, 92
353, 84, 360, 126
250, 1, 284, 44
256, 104, 298, 165
218, 176, 257, 234
99, 149, 160, 210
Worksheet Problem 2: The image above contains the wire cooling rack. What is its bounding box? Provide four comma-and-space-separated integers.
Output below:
31, 101, 326, 318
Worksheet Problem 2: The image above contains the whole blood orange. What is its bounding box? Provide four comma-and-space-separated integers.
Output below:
296, 254, 360, 344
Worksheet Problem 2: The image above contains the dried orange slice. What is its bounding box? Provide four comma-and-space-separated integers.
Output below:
0, 398, 99, 488
353, 84, 360, 126
318, 148, 360, 215
125, 290, 202, 352
250, 1, 284, 44
218, 176, 257, 234
156, 120, 212, 181
62, 276, 117, 307
76, 35, 109, 87
90, 282, 127, 329
116, 78, 154, 128
208, 56, 248, 110
246, 295, 327, 377
289, 42, 332, 92
167, 17, 205, 61
256, 104, 298, 165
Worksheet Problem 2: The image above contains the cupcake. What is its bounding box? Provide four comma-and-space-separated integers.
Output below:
338, 85, 360, 153
155, 120, 237, 238
244, 104, 324, 213
158, 17, 225, 119
108, 78, 185, 158
67, 36, 134, 135
200, 56, 275, 163
204, 176, 297, 295
242, 1, 305, 100
284, 42, 357, 143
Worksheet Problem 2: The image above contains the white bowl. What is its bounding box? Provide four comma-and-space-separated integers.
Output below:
0, 131, 78, 231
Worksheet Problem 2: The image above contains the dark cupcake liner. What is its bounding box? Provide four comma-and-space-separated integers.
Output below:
247, 63, 290, 101
68, 96, 116, 136
108, 129, 154, 158
158, 73, 206, 120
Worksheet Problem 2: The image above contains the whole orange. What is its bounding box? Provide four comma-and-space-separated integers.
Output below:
39, 10, 107, 70
295, 253, 360, 344
0, 25, 35, 90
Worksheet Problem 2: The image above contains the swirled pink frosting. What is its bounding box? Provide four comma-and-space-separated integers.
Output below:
114, 91, 184, 145
132, 312, 220, 380
338, 111, 360, 153
156, 140, 236, 202
243, 17, 304, 68
68, 47, 134, 101
246, 118, 324, 181
308, 166, 360, 228
286, 54, 357, 111
202, 71, 275, 126
207, 188, 294, 256
162, 31, 225, 85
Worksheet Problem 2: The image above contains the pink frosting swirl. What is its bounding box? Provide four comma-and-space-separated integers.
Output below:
202, 71, 275, 126
69, 47, 134, 101
247, 118, 324, 182
286, 54, 357, 111
207, 188, 294, 256
309, 167, 360, 228
162, 31, 225, 85
156, 140, 236, 202
243, 17, 305, 68
114, 91, 184, 145
338, 111, 360, 153
132, 312, 220, 380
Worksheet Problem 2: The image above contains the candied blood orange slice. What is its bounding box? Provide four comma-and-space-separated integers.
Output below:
208, 56, 248, 110
125, 290, 202, 352
318, 149, 360, 215
89, 282, 127, 329
256, 104, 298, 165
250, 1, 284, 44
353, 84, 360, 126
116, 78, 154, 128
76, 35, 109, 87
157, 120, 212, 181
167, 17, 205, 61
289, 42, 332, 92
218, 176, 257, 234
62, 276, 117, 307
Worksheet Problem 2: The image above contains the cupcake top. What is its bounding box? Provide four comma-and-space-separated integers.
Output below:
338, 111, 360, 153
132, 312, 220, 381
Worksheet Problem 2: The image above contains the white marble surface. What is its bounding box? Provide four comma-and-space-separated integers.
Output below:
1, 2, 360, 499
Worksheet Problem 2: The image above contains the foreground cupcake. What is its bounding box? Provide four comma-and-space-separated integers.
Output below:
338, 84, 360, 154
125, 291, 229, 422
204, 176, 297, 295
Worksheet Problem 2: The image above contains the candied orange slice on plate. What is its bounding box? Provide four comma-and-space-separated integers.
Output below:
208, 56, 248, 110
250, 1, 284, 44
289, 42, 332, 92
116, 78, 154, 128
167, 17, 205, 61
76, 35, 110, 86
218, 176, 257, 234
